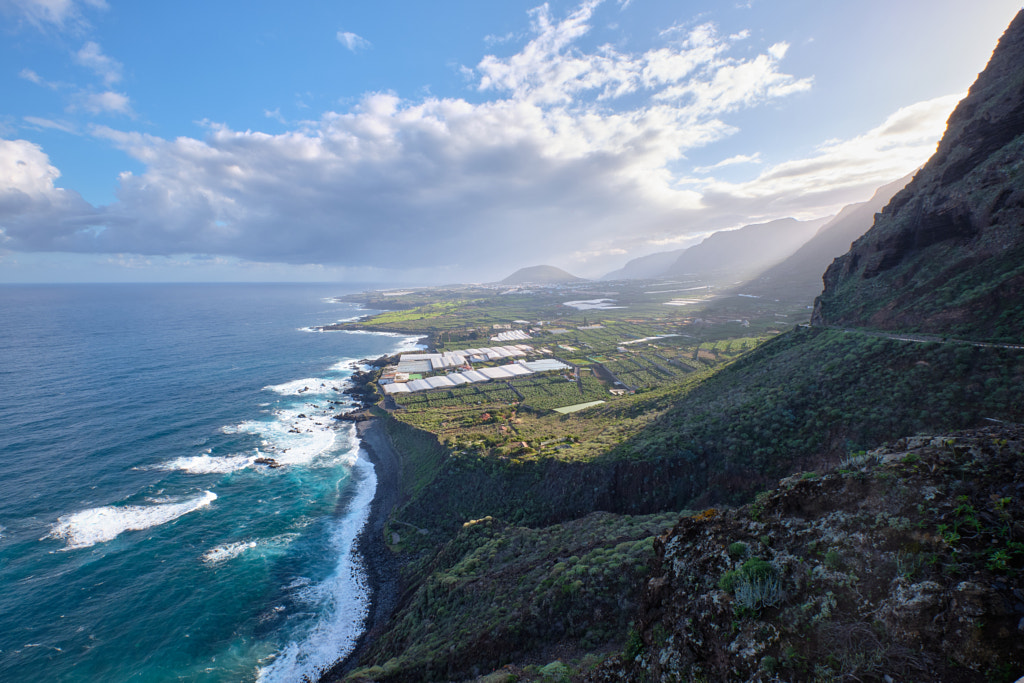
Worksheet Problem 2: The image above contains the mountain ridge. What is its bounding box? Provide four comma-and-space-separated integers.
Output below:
813, 11, 1024, 342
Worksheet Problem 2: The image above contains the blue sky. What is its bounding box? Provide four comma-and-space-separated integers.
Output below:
0, 0, 1020, 282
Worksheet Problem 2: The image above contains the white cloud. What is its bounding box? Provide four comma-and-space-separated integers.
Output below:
23, 116, 79, 134
337, 30, 371, 52
74, 41, 122, 85
79, 90, 132, 115
0, 2, 820, 277
0, 1, 957, 279
484, 31, 518, 47
697, 93, 962, 219
767, 42, 788, 60
0, 138, 96, 249
4, 0, 107, 30
473, 6, 811, 111
693, 152, 761, 173
19, 68, 43, 84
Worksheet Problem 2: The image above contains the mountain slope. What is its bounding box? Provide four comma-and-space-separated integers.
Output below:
743, 174, 912, 303
664, 217, 829, 280
595, 426, 1024, 682
499, 264, 585, 285
601, 247, 688, 281
813, 11, 1024, 342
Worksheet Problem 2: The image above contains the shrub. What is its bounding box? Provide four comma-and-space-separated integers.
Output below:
741, 557, 773, 582
728, 541, 749, 558
539, 661, 570, 682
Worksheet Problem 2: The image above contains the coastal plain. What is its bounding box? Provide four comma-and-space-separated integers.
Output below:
321, 272, 1024, 682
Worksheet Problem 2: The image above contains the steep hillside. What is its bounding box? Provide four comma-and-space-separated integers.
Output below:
813, 11, 1024, 342
743, 174, 912, 303
611, 326, 1024, 505
664, 217, 828, 281
500, 265, 585, 285
593, 426, 1024, 682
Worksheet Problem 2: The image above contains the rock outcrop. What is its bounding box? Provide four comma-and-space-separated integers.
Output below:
813, 10, 1024, 342
593, 426, 1024, 682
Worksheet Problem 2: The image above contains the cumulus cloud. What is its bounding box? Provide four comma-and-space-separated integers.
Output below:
0, 1, 954, 278
337, 30, 371, 52
0, 138, 97, 249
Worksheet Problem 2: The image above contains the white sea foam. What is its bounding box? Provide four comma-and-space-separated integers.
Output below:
257, 454, 376, 683
205, 540, 257, 564
202, 533, 299, 565
328, 358, 361, 373
222, 407, 344, 468
158, 453, 256, 474
45, 491, 217, 550
264, 377, 347, 396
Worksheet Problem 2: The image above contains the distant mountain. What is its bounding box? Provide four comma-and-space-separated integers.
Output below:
813, 10, 1024, 342
663, 217, 829, 280
499, 264, 585, 285
740, 174, 913, 303
601, 247, 688, 281
601, 217, 829, 282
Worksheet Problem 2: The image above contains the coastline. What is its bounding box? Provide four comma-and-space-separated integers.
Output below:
318, 417, 401, 682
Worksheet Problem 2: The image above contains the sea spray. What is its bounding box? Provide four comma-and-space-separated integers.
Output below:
0, 284, 414, 682
256, 451, 377, 682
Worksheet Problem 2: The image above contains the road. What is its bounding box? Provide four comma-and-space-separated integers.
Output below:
805, 324, 1024, 351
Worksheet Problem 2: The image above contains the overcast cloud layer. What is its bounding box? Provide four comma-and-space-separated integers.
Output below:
0, 0, 969, 278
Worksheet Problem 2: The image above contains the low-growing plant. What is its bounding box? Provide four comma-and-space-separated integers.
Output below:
824, 549, 843, 571
728, 541, 749, 558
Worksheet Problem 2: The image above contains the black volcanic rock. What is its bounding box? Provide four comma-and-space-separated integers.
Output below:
813, 10, 1024, 342
499, 264, 585, 285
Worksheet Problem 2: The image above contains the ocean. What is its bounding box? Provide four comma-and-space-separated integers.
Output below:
0, 283, 417, 682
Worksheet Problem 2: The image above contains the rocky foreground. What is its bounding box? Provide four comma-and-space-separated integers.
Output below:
591, 425, 1024, 683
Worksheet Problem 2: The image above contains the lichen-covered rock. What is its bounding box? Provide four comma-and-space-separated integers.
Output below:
589, 426, 1024, 682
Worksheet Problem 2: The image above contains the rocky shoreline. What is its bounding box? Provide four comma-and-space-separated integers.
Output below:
318, 417, 402, 682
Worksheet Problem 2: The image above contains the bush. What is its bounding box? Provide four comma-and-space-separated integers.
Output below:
539, 660, 571, 682
728, 541, 749, 558
741, 557, 773, 582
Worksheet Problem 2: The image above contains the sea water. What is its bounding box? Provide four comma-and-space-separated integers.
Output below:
0, 283, 417, 682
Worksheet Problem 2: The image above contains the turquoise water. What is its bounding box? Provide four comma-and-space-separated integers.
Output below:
0, 284, 416, 682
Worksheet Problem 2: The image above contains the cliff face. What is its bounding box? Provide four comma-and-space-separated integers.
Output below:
812, 10, 1024, 342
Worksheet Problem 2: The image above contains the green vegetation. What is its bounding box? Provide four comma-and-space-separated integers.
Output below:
333, 275, 1024, 680
615, 326, 1024, 502
348, 511, 681, 682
